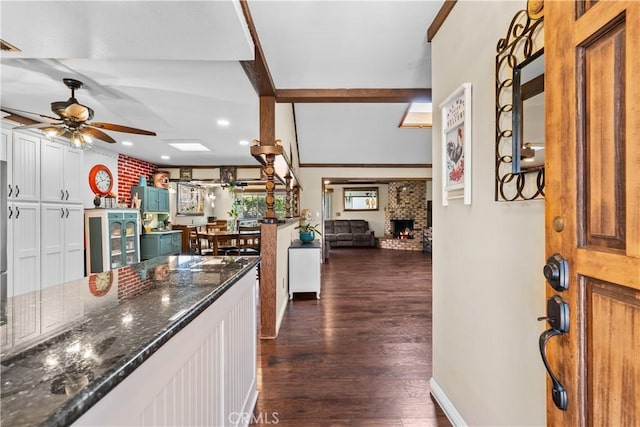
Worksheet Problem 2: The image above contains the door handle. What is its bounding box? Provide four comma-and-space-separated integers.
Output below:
15, 185, 20, 197
8, 206, 13, 219
65, 190, 69, 200
539, 328, 568, 410
543, 253, 569, 291
538, 294, 569, 410
8, 185, 12, 197
15, 206, 20, 219
61, 189, 65, 200
65, 208, 69, 218
61, 208, 65, 218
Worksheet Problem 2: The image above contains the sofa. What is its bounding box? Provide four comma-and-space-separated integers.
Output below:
324, 220, 376, 247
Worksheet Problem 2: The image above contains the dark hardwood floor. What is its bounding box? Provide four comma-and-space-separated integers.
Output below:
253, 247, 451, 426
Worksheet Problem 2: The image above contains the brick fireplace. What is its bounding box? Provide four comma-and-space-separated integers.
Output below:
378, 181, 427, 251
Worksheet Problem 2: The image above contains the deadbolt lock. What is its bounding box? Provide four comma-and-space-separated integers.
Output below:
543, 253, 569, 292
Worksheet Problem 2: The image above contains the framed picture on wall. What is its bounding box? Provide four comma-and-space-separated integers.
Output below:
179, 167, 192, 181
220, 166, 236, 184
439, 82, 472, 206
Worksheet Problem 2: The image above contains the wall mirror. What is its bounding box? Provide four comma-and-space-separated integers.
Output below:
343, 187, 378, 211
495, 4, 545, 201
513, 50, 544, 172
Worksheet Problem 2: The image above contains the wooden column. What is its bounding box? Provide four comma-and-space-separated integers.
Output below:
293, 186, 300, 217
285, 173, 292, 218
250, 95, 281, 338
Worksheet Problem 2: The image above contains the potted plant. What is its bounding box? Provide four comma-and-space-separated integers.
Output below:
295, 222, 322, 243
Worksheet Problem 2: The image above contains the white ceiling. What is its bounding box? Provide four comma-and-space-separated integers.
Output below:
0, 0, 441, 167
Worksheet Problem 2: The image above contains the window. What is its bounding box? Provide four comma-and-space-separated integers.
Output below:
240, 193, 287, 219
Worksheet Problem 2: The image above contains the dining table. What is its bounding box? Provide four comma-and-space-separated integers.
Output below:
202, 229, 261, 255
201, 230, 239, 255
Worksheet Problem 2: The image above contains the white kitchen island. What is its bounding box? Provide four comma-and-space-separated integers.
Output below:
1, 255, 260, 427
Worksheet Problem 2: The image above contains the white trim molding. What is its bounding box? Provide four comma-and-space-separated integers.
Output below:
430, 377, 468, 427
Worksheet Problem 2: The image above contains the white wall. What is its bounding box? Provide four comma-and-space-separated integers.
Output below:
431, 2, 545, 426
82, 147, 119, 208
298, 167, 431, 229
326, 183, 389, 236
275, 220, 298, 333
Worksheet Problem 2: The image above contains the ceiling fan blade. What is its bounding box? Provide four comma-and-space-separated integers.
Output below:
12, 122, 60, 130
2, 113, 41, 126
88, 122, 156, 136
1, 106, 60, 121
82, 127, 117, 144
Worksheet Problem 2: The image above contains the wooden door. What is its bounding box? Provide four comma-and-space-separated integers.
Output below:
545, 1, 640, 426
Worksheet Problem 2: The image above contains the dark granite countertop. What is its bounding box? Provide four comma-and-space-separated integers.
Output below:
0, 255, 260, 427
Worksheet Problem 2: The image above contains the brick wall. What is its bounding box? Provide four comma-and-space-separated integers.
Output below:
116, 266, 151, 302
118, 154, 158, 206
384, 181, 427, 236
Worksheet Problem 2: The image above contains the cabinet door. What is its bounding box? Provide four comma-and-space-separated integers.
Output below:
41, 205, 65, 333
63, 147, 83, 203
171, 233, 181, 254
147, 188, 160, 212
288, 247, 321, 297
41, 204, 84, 334
41, 204, 65, 289
109, 220, 124, 269
64, 205, 84, 281
140, 235, 159, 260
124, 219, 139, 265
10, 202, 41, 345
11, 133, 40, 202
40, 140, 65, 203
158, 189, 169, 212
159, 234, 172, 255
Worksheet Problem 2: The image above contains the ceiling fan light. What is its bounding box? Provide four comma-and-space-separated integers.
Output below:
43, 127, 63, 138
70, 132, 85, 149
65, 103, 91, 121
81, 132, 94, 145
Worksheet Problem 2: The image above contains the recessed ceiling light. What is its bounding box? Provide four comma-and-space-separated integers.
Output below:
168, 142, 210, 152
217, 119, 230, 127
161, 155, 170, 160
121, 141, 133, 146
239, 140, 249, 146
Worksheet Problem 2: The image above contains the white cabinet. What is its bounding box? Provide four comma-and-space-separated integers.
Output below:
1, 127, 84, 348
288, 240, 321, 299
8, 202, 41, 346
9, 132, 40, 202
41, 140, 83, 204
40, 204, 84, 333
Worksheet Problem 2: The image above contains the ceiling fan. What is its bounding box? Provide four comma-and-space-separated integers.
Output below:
1, 78, 156, 148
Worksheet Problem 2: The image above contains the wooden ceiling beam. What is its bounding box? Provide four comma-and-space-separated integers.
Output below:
238, 0, 276, 96
427, 0, 457, 42
275, 88, 431, 103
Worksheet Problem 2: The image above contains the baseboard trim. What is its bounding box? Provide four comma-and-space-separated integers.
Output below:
429, 377, 468, 427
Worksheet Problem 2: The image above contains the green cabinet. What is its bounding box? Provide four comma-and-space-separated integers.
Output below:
131, 186, 169, 213
140, 231, 182, 260
85, 209, 140, 273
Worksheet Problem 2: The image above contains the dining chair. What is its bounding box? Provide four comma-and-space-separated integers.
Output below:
190, 229, 213, 255
189, 230, 201, 255
238, 225, 261, 255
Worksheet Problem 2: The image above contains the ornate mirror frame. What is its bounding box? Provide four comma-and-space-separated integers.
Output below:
495, 4, 545, 201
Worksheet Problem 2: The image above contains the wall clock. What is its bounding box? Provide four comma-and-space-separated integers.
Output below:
89, 164, 114, 196
88, 271, 113, 296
